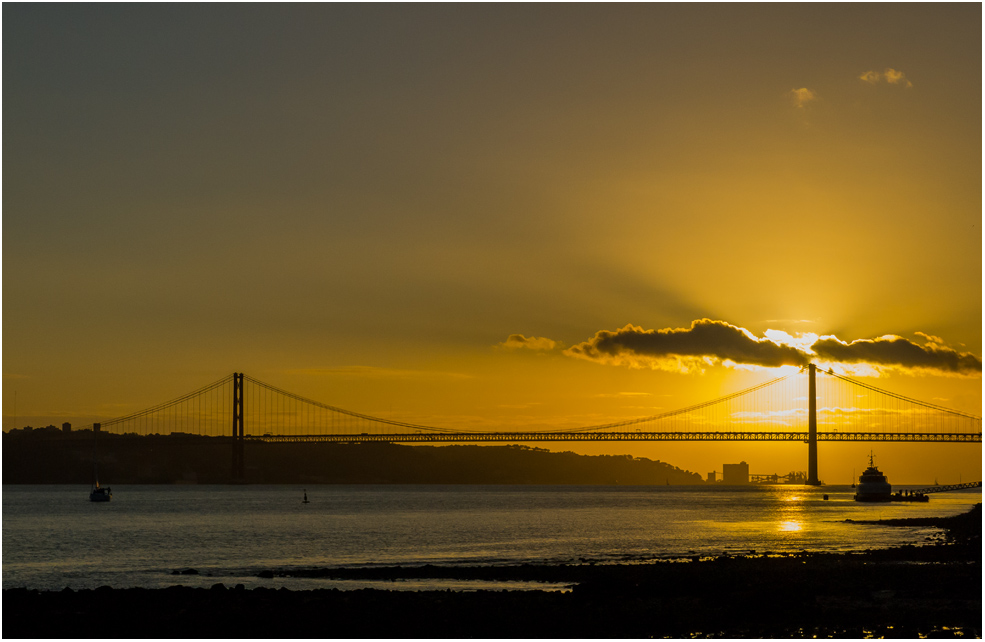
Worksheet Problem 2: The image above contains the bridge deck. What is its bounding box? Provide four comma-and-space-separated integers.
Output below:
249, 431, 983, 444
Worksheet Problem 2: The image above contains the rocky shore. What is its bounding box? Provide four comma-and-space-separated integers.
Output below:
4, 505, 980, 638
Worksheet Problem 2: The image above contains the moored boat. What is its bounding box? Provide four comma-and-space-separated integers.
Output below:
854, 453, 892, 502
89, 482, 112, 502
89, 424, 111, 502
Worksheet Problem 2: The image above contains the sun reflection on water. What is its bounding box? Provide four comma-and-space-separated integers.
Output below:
778, 521, 803, 532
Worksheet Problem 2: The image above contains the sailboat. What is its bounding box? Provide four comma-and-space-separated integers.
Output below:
89, 457, 111, 502
89, 479, 112, 502
89, 425, 111, 502
302, 489, 310, 504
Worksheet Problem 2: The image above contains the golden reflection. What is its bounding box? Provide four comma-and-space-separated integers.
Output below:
776, 489, 805, 532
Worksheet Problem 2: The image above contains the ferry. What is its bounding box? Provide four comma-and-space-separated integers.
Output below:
853, 453, 892, 502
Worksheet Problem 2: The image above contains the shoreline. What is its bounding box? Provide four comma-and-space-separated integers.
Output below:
4, 505, 980, 639
5, 554, 979, 639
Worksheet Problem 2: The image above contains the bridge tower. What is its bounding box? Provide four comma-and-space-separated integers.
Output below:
231, 372, 245, 481
806, 363, 820, 485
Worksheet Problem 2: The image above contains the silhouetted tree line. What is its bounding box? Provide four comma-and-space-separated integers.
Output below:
1, 431, 705, 485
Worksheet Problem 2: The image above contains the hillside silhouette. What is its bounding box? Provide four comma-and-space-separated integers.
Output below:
2, 430, 704, 485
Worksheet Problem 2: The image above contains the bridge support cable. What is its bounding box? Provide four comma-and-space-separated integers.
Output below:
555, 374, 799, 434
815, 368, 982, 437
77, 370, 809, 440
240, 375, 486, 436
73, 374, 237, 437
67, 368, 982, 442
114, 372, 803, 440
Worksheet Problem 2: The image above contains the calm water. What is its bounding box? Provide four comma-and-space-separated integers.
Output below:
3, 484, 979, 592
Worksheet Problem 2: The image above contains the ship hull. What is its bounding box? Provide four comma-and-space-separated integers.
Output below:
854, 492, 891, 502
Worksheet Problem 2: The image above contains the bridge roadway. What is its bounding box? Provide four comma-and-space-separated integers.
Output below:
248, 431, 983, 444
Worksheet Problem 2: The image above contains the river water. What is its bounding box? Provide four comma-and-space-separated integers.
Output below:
3, 484, 979, 592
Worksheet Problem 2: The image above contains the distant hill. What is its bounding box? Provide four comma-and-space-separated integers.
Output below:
249, 442, 705, 485
2, 431, 705, 485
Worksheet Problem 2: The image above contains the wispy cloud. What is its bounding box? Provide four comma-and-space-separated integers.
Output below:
884, 68, 911, 86
561, 319, 981, 377
790, 87, 817, 108
497, 402, 543, 409
592, 391, 654, 398
285, 366, 473, 380
496, 334, 559, 351
764, 319, 818, 325
859, 68, 913, 88
859, 70, 881, 84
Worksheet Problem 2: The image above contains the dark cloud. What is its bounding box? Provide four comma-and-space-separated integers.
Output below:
564, 319, 811, 370
812, 335, 982, 374
562, 319, 981, 376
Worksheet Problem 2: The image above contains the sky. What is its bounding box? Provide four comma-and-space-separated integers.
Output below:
4, 4, 981, 483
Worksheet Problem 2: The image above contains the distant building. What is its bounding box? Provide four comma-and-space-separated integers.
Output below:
707, 471, 717, 482
62, 422, 72, 433
723, 461, 750, 484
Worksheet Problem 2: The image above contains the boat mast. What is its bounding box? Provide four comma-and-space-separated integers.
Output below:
91, 423, 101, 487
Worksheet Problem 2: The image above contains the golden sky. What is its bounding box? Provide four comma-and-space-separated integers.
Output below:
4, 4, 981, 483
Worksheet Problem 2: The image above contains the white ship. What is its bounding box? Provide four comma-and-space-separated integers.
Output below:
853, 453, 892, 502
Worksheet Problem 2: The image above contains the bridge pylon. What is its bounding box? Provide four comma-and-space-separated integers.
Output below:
807, 363, 820, 485
231, 372, 245, 482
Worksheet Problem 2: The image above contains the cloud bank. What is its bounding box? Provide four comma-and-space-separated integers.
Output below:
557, 319, 980, 376
811, 334, 980, 375
564, 319, 810, 373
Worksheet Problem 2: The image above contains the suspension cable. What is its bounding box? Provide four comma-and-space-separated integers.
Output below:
80, 374, 236, 430
557, 373, 795, 432
820, 369, 981, 420
243, 375, 476, 433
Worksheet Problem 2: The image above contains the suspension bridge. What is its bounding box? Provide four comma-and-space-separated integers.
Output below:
75, 364, 981, 484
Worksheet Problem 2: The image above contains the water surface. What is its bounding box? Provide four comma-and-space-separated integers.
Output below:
3, 484, 979, 591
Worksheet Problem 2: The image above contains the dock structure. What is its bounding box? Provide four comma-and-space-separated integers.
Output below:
907, 481, 982, 495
